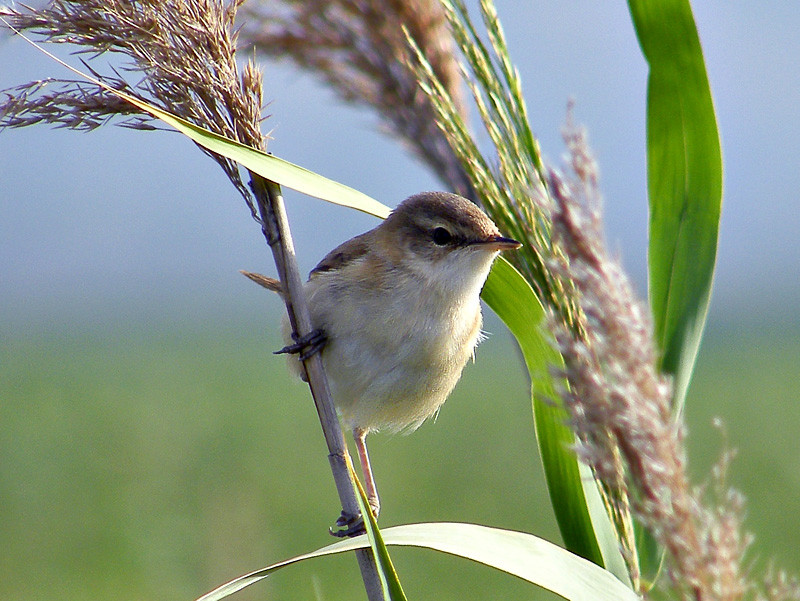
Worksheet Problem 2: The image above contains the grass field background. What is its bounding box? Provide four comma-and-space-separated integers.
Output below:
1, 311, 798, 600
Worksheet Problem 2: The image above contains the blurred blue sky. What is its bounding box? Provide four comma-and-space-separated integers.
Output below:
1, 2, 798, 330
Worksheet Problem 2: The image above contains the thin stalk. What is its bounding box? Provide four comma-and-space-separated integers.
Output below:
249, 174, 383, 600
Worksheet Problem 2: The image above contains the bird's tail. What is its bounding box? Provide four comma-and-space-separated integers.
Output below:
240, 270, 283, 295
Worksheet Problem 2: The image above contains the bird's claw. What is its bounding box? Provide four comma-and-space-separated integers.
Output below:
274, 328, 327, 360
329, 510, 366, 538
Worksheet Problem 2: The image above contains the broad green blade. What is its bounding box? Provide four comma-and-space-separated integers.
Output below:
136, 108, 391, 220
627, 0, 722, 412
7, 25, 391, 220
379, 523, 638, 601
481, 258, 630, 587
195, 522, 638, 601
627, 0, 722, 584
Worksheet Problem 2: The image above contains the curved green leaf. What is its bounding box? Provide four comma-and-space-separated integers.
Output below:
142, 112, 391, 219
627, 0, 723, 412
4, 22, 391, 220
627, 0, 722, 584
195, 522, 639, 601
481, 258, 630, 586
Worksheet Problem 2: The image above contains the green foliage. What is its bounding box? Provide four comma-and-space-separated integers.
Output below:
198, 521, 638, 601
482, 259, 630, 585
194, 518, 638, 601
628, 0, 723, 412
353, 470, 409, 601
627, 0, 723, 581
111, 96, 391, 220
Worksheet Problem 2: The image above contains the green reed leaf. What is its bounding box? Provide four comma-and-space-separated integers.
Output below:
628, 0, 723, 413
482, 258, 631, 586
195, 522, 638, 601
627, 0, 723, 584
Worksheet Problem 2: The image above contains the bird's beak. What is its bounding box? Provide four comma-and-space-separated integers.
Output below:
479, 235, 522, 251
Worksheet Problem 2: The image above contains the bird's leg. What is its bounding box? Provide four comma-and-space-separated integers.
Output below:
354, 427, 381, 518
328, 429, 379, 537
274, 328, 327, 360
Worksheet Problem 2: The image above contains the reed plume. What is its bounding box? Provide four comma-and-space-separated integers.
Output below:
548, 123, 750, 600
1, 0, 265, 207
240, 0, 472, 196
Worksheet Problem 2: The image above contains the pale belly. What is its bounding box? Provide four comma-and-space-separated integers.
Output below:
309, 285, 483, 433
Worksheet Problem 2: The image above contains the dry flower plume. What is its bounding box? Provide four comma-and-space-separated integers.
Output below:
0, 0, 266, 207
240, 0, 473, 196
548, 123, 750, 600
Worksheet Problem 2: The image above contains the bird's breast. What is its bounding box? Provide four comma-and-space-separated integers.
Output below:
306, 272, 483, 432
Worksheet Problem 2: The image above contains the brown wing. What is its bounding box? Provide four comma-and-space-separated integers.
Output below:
309, 230, 374, 277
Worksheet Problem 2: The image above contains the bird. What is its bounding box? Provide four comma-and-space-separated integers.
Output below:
243, 191, 520, 534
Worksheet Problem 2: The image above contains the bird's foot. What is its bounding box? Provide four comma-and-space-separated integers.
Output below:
274, 328, 327, 360
329, 510, 366, 538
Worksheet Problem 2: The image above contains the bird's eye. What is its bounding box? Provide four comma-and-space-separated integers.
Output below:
432, 227, 452, 246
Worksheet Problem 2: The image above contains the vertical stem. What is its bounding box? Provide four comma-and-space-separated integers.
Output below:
248, 174, 384, 600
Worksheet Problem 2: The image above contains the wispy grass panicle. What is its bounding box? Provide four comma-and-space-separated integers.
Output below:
241, 0, 472, 196
548, 123, 750, 601
0, 0, 266, 206
406, 0, 580, 333
758, 569, 800, 601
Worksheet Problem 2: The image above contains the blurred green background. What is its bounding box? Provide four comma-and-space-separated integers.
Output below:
1, 311, 798, 601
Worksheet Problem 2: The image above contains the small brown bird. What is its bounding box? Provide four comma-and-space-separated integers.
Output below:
245, 191, 520, 532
